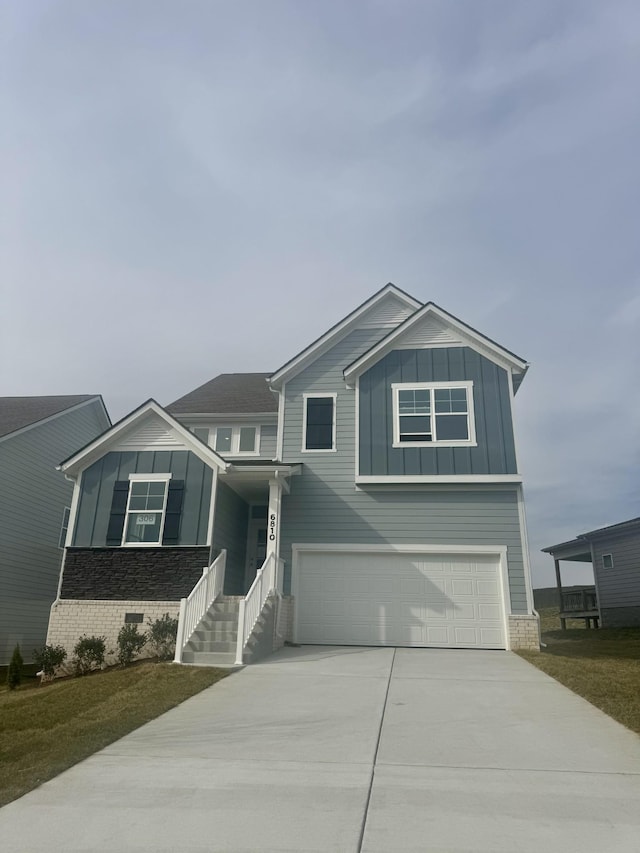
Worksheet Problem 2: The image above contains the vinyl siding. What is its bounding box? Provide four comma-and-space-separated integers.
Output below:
0, 400, 109, 664
592, 530, 640, 610
73, 450, 212, 547
359, 347, 517, 476
212, 481, 249, 595
280, 328, 527, 612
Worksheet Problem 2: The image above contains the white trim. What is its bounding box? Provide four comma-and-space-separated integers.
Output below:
59, 400, 228, 477
391, 381, 476, 448
276, 384, 286, 461
206, 468, 218, 547
269, 285, 422, 389
64, 477, 82, 549
212, 424, 261, 456
506, 371, 521, 474
180, 412, 278, 423
0, 396, 109, 446
516, 484, 535, 615
290, 543, 511, 651
343, 303, 528, 384
122, 476, 172, 547
356, 474, 523, 484
301, 392, 338, 453
354, 376, 360, 480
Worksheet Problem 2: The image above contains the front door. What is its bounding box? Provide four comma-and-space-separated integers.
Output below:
245, 519, 268, 589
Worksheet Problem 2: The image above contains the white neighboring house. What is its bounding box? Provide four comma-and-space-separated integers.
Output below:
0, 395, 110, 664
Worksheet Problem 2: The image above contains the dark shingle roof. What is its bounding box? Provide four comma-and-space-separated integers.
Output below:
167, 373, 278, 415
0, 395, 97, 439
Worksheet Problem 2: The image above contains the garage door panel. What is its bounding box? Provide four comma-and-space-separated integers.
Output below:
297, 550, 506, 649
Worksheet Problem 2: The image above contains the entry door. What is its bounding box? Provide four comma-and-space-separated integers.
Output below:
245, 520, 268, 587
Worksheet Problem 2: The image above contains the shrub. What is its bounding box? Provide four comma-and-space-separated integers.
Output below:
7, 644, 23, 690
116, 624, 147, 666
147, 613, 179, 660
33, 644, 67, 678
73, 635, 106, 676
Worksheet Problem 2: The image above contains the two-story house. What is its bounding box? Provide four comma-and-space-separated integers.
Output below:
47, 285, 538, 666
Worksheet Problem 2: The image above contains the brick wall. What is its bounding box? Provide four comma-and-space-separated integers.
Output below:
508, 614, 540, 650
46, 599, 181, 670
61, 547, 211, 600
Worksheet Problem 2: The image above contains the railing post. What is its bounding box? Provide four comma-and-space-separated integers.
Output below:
235, 599, 246, 666
174, 597, 187, 664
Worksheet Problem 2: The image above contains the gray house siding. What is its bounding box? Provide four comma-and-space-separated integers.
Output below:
0, 400, 109, 664
359, 347, 517, 476
260, 424, 277, 458
279, 328, 527, 612
73, 450, 212, 547
592, 530, 640, 626
212, 481, 249, 595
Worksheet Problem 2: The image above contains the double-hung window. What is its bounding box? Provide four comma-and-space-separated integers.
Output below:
303, 394, 336, 451
213, 425, 260, 455
123, 474, 171, 545
392, 382, 476, 447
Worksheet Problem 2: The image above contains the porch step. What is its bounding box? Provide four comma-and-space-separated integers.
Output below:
192, 624, 238, 641
189, 639, 237, 653
181, 650, 237, 667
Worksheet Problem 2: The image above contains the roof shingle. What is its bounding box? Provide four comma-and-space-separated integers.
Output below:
167, 373, 277, 415
0, 395, 98, 439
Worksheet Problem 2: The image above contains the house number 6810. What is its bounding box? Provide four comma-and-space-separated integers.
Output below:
269, 513, 277, 541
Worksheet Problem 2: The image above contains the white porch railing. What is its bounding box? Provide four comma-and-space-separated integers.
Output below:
235, 552, 277, 665
174, 549, 227, 663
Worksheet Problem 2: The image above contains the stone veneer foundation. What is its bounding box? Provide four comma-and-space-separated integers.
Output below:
508, 614, 540, 651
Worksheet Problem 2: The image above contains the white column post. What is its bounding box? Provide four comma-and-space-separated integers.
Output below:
173, 598, 187, 664
267, 477, 283, 570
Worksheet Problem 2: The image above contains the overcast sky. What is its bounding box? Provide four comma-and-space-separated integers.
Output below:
2, 1, 639, 588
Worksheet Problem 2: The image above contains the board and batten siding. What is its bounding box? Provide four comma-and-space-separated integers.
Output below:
279, 327, 527, 613
73, 450, 212, 547
212, 481, 249, 595
359, 347, 517, 476
0, 399, 109, 664
592, 530, 640, 615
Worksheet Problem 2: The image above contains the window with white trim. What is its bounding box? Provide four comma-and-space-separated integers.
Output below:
213, 425, 259, 455
58, 506, 71, 549
123, 476, 171, 545
303, 394, 336, 451
602, 553, 614, 569
392, 382, 476, 447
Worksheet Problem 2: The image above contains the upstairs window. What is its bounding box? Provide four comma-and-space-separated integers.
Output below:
124, 477, 170, 545
106, 474, 184, 547
213, 425, 259, 455
303, 394, 336, 451
392, 382, 476, 447
602, 553, 614, 569
58, 506, 71, 549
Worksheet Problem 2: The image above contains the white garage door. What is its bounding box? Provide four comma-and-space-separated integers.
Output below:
295, 549, 506, 649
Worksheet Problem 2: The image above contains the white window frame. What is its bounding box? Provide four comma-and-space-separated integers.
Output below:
602, 553, 614, 569
302, 392, 337, 453
391, 381, 477, 448
212, 425, 261, 456
58, 506, 71, 549
122, 473, 172, 547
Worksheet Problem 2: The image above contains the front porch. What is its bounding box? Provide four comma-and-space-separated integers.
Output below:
542, 539, 599, 629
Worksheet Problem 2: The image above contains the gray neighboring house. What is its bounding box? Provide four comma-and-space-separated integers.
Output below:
542, 517, 640, 628
0, 396, 110, 664
47, 284, 539, 666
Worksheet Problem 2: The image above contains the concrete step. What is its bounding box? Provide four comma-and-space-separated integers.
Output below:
199, 613, 238, 629
187, 639, 236, 653
192, 626, 238, 642
181, 650, 237, 667
209, 602, 240, 615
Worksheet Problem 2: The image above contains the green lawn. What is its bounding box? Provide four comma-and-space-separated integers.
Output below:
519, 608, 640, 735
0, 662, 229, 807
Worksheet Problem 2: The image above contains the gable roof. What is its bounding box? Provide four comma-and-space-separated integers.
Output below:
343, 302, 529, 389
268, 284, 422, 390
542, 516, 640, 555
0, 395, 105, 440
59, 399, 228, 478
167, 373, 277, 415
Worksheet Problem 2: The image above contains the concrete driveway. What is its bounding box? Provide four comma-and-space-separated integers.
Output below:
2, 647, 640, 852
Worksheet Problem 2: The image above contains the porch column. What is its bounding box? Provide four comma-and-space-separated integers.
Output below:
554, 557, 566, 631
267, 478, 283, 564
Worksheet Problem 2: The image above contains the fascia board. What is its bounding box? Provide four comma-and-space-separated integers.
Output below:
59, 400, 228, 478
269, 284, 422, 389
343, 303, 529, 383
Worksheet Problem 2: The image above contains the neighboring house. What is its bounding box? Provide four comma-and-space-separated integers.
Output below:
47, 284, 538, 666
0, 395, 110, 664
542, 517, 640, 628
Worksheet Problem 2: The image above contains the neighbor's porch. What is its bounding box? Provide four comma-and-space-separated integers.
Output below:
542, 539, 599, 629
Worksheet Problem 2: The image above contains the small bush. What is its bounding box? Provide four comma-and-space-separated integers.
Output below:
73, 635, 106, 676
147, 613, 179, 660
33, 644, 67, 678
7, 644, 23, 690
116, 624, 147, 666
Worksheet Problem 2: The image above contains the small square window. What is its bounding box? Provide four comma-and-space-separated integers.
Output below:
602, 553, 614, 569
215, 427, 233, 453
191, 427, 209, 444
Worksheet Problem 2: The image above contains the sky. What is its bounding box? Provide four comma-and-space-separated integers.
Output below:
2, 1, 639, 588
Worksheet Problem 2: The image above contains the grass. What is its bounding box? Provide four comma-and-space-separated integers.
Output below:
518, 608, 640, 735
0, 661, 229, 807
